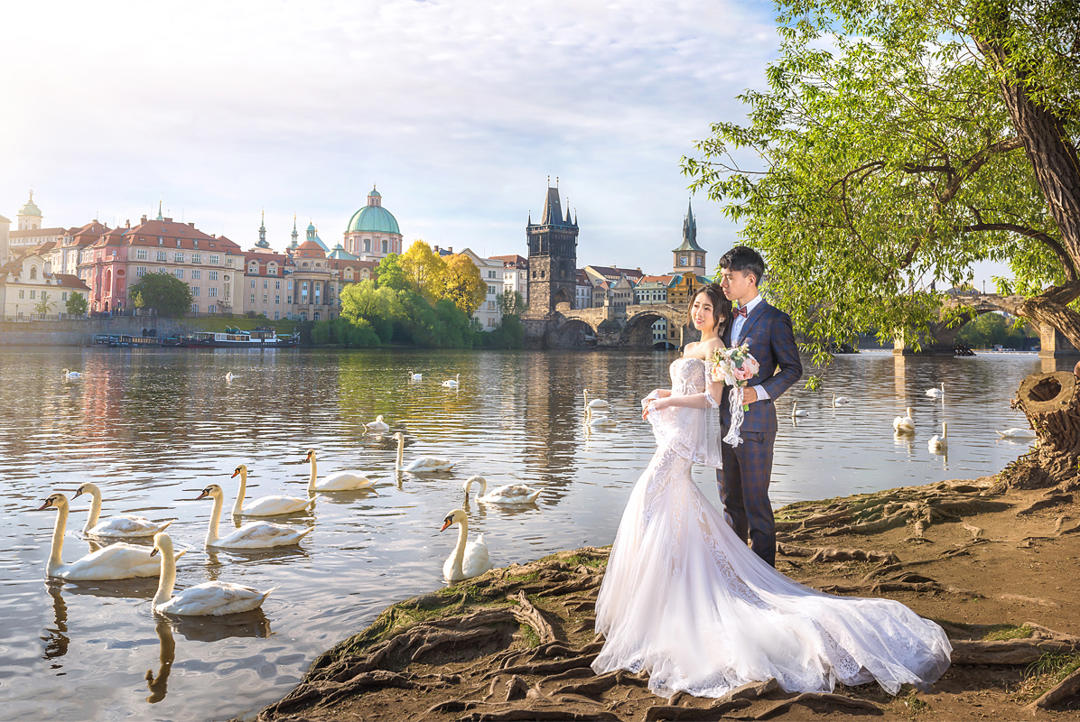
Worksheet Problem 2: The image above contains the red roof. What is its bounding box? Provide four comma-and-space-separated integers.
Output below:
296, 240, 326, 258
89, 217, 241, 253
489, 254, 528, 268
586, 264, 644, 281
10, 227, 66, 238
55, 274, 90, 291
639, 274, 674, 284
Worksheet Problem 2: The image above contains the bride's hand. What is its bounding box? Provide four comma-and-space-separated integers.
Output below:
652, 389, 672, 399
642, 397, 669, 420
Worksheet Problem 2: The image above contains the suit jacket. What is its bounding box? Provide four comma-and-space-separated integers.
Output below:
720, 301, 803, 434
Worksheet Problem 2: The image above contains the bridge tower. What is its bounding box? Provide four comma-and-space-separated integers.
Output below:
526, 180, 578, 315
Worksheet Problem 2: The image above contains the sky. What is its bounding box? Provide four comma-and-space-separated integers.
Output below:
0, 0, 1004, 286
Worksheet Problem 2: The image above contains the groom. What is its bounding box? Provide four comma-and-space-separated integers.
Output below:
717, 246, 802, 566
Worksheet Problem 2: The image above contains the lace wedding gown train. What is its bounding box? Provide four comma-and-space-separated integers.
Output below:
592, 357, 951, 698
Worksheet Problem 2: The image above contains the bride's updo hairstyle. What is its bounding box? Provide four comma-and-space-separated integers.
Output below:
688, 282, 729, 334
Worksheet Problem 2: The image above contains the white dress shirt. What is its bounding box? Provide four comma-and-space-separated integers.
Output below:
731, 294, 770, 401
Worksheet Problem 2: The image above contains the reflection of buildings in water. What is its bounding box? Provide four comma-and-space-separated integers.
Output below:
145, 617, 175, 704
522, 353, 580, 491
43, 580, 69, 661
893, 354, 907, 402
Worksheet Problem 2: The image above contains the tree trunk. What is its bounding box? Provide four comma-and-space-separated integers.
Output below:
999, 371, 1080, 491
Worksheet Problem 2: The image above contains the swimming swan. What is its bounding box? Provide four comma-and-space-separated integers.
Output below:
151, 532, 272, 616
230, 464, 314, 516
925, 382, 945, 399
364, 415, 390, 434
463, 475, 540, 506
304, 450, 375, 491
395, 432, 454, 473
928, 421, 948, 453
440, 509, 491, 583
441, 373, 460, 389
37, 493, 184, 580
893, 407, 915, 434
583, 388, 609, 411
75, 482, 174, 538
195, 485, 311, 549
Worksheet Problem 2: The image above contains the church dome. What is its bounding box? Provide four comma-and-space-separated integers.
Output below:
19, 191, 42, 217
346, 186, 400, 235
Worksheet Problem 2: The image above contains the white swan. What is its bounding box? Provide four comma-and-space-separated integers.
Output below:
36, 493, 185, 580
395, 432, 454, 473
196, 485, 311, 549
440, 509, 491, 583
997, 427, 1036, 440
463, 475, 540, 506
225, 371, 234, 382
304, 449, 375, 491
583, 388, 610, 411
832, 393, 851, 407
74, 482, 174, 538
441, 373, 460, 389
893, 406, 915, 434
231, 464, 314, 516
409, 371, 423, 382
151, 532, 272, 616
928, 421, 948, 453
791, 400, 808, 418
586, 408, 616, 428
62, 368, 82, 380
364, 415, 390, 434
925, 382, 945, 399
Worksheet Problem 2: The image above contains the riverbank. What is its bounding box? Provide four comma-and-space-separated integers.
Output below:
253, 476, 1080, 720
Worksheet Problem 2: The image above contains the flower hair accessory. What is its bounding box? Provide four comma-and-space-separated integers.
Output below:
710, 343, 760, 447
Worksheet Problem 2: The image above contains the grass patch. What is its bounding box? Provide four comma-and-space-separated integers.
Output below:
518, 623, 540, 648
982, 624, 1034, 641
505, 571, 540, 584
898, 689, 929, 718
1016, 653, 1080, 701
185, 314, 300, 334
562, 553, 607, 569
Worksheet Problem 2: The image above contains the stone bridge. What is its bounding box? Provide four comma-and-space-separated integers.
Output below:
896, 292, 1077, 357
523, 302, 697, 349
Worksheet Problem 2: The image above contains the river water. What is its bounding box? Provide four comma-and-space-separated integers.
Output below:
0, 346, 1064, 720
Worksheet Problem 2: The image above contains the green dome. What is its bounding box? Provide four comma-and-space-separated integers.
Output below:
19, 192, 42, 217
347, 204, 400, 235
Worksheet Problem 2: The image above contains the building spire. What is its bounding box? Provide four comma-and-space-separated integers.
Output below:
156, 200, 164, 221
257, 209, 268, 247
290, 213, 299, 247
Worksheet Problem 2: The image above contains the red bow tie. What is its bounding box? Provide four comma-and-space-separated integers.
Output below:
733, 306, 749, 318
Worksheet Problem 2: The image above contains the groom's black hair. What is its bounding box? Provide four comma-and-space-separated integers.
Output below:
718, 246, 765, 286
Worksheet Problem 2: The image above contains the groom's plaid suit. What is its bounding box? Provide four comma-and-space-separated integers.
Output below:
717, 300, 802, 566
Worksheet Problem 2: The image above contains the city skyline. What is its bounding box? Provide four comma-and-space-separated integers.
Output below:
1, 0, 1005, 286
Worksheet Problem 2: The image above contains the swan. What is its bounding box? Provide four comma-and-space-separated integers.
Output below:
440, 509, 491, 583
791, 400, 807, 417
583, 388, 609, 411
395, 432, 454, 473
151, 532, 272, 616
586, 408, 616, 428
463, 475, 540, 506
925, 382, 945, 399
997, 427, 1036, 440
195, 485, 311, 549
409, 371, 423, 382
231, 464, 314, 516
304, 449, 375, 491
364, 415, 390, 434
62, 368, 82, 380
225, 371, 234, 382
832, 393, 851, 407
74, 482, 174, 538
441, 373, 460, 389
928, 421, 948, 453
36, 493, 185, 580
893, 407, 915, 434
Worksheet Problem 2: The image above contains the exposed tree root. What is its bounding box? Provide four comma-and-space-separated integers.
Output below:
1030, 666, 1080, 710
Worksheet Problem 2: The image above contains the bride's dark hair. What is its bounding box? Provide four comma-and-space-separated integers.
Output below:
687, 282, 729, 333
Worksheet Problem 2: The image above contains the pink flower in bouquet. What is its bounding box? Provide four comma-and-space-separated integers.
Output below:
733, 364, 756, 382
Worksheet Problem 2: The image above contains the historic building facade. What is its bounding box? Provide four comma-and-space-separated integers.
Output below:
672, 201, 706, 277
344, 187, 403, 262
526, 184, 578, 314
8, 192, 66, 262
0, 251, 90, 319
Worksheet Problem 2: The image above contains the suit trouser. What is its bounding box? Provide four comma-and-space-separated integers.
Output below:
717, 429, 776, 566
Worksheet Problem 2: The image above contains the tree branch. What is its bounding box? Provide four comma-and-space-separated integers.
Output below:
960, 223, 1077, 281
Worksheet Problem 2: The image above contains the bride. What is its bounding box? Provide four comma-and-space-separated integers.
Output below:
592, 284, 951, 698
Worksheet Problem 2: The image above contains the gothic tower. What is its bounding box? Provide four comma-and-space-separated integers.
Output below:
672, 199, 706, 277
526, 181, 578, 315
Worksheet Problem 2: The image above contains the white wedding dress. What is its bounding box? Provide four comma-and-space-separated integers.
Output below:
593, 357, 951, 698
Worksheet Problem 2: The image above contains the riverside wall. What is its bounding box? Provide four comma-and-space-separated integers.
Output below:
0, 317, 196, 346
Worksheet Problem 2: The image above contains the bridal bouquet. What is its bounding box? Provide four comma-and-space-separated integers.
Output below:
710, 343, 760, 447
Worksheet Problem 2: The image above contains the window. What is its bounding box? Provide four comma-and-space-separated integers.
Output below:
364, 239, 370, 252
191, 303, 198, 313
174, 269, 184, 279
274, 312, 279, 320
208, 304, 217, 313
191, 270, 200, 279
174, 252, 184, 263
262, 279, 268, 289
18, 290, 24, 299
274, 280, 280, 289
176, 239, 181, 248
488, 271, 496, 279
275, 295, 280, 304
487, 317, 495, 327
226, 258, 234, 267
62, 292, 68, 301
208, 271, 218, 280
487, 300, 495, 310
137, 266, 147, 277
157, 251, 168, 261
192, 286, 201, 297
250, 294, 256, 305
381, 240, 387, 253
209, 255, 220, 265
209, 287, 218, 297
250, 280, 256, 289
136, 249, 148, 260
158, 236, 164, 245
192, 253, 201, 263
262, 294, 267, 304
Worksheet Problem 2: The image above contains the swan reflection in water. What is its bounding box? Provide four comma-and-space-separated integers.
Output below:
43, 581, 69, 662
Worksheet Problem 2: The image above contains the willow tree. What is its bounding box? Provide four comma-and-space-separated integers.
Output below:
684, 0, 1080, 489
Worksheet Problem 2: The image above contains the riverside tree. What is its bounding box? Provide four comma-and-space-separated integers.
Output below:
65, 291, 88, 317
400, 240, 446, 298
34, 290, 55, 316
684, 0, 1080, 490
129, 272, 192, 318
440, 253, 487, 315
375, 253, 409, 291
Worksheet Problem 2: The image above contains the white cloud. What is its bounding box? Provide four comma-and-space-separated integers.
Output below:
1, 0, 785, 274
